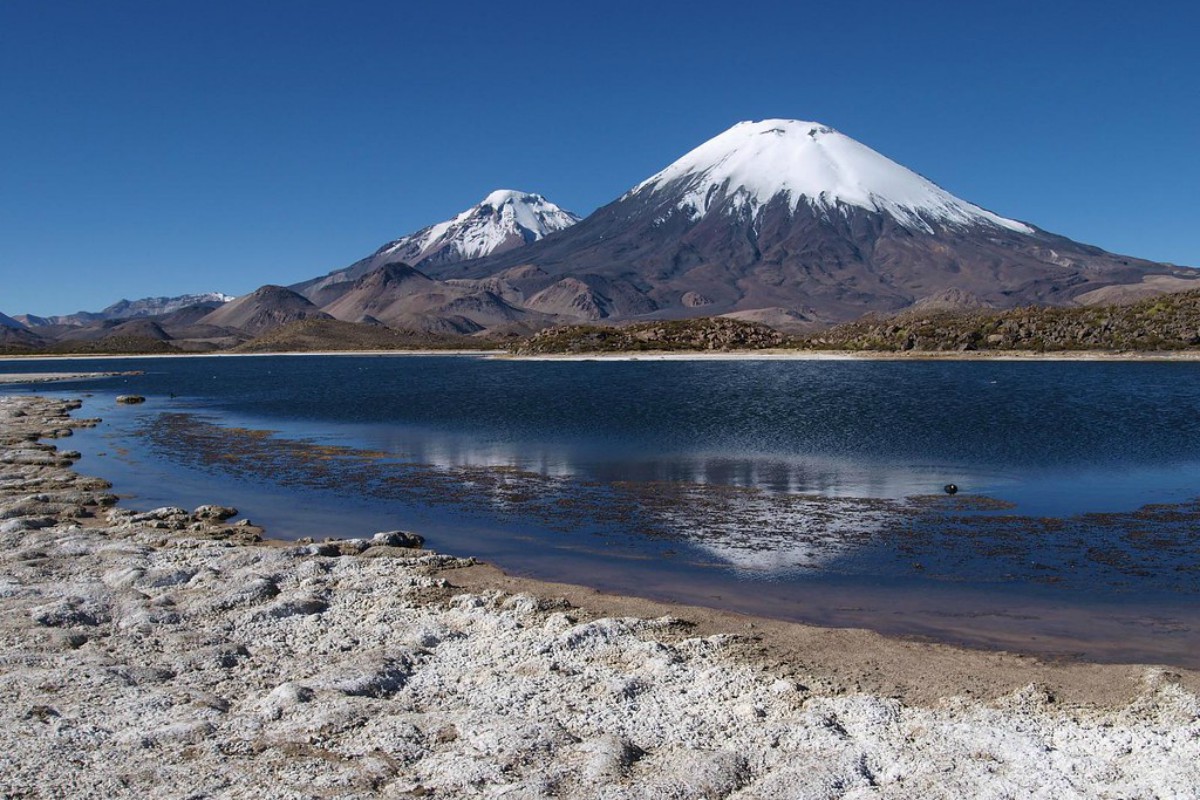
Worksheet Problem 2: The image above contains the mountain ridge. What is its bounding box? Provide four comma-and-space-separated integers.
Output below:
18, 292, 232, 328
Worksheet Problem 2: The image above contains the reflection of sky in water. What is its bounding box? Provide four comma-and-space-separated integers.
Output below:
9, 354, 1200, 546
234, 412, 1200, 521
309, 419, 996, 497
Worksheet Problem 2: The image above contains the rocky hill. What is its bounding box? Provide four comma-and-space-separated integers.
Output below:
512, 317, 785, 354
800, 289, 1200, 352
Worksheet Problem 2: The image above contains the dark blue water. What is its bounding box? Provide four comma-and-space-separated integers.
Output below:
4, 354, 1200, 665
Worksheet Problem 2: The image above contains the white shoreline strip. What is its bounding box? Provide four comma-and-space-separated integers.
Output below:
8, 348, 1200, 364
0, 372, 127, 384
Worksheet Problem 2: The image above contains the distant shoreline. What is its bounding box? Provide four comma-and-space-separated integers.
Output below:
0, 370, 134, 384
8, 347, 1200, 363
497, 348, 1200, 362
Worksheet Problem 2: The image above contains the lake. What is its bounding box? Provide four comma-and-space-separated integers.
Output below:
4, 353, 1200, 666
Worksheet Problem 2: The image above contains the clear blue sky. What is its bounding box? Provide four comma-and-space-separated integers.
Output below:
2, 0, 1197, 316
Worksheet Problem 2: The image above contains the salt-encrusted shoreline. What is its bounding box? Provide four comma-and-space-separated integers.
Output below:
0, 371, 137, 384
10, 347, 1200, 364
0, 395, 1197, 798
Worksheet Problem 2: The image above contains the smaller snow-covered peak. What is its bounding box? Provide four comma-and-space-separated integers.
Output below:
481, 189, 538, 207
631, 119, 1032, 234
379, 190, 581, 266
294, 191, 579, 299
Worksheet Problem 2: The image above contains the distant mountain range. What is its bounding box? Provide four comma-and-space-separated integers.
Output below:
17, 292, 233, 328
6, 120, 1196, 349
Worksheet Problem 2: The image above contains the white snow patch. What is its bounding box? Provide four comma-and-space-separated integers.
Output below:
630, 119, 1034, 234
381, 190, 580, 264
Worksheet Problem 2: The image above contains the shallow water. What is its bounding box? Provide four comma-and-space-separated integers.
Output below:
4, 353, 1200, 665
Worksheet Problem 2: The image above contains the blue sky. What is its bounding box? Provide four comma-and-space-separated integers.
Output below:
2, 0, 1197, 316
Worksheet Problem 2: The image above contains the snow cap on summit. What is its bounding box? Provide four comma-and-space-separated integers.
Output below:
376, 189, 580, 265
632, 119, 1032, 233
481, 189, 543, 207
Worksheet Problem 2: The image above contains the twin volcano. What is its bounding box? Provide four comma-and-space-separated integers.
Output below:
270, 119, 1199, 336
412, 120, 1195, 324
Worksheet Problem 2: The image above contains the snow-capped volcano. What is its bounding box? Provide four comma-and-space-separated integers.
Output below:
425, 119, 1197, 323
382, 189, 581, 267
294, 190, 579, 304
629, 119, 1032, 234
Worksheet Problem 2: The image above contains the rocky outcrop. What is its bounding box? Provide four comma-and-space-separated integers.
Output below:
802, 288, 1200, 352
318, 262, 548, 334
514, 317, 786, 354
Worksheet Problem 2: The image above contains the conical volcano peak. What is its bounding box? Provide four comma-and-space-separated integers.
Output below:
480, 189, 543, 207
463, 189, 579, 242
631, 119, 1033, 234
372, 189, 579, 270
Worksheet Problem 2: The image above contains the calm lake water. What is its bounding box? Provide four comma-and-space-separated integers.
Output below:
5, 354, 1200, 666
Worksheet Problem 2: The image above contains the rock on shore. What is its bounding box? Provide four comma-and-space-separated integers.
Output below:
0, 394, 1197, 798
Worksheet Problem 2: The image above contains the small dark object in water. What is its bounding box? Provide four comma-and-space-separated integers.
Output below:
944, 483, 958, 495
116, 395, 146, 405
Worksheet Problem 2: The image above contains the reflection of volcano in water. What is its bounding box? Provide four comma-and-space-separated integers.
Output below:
136, 410, 1200, 595
326, 420, 1001, 501
331, 424, 963, 572
644, 486, 896, 573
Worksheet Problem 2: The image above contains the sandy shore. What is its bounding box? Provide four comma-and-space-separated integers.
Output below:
0, 394, 1198, 798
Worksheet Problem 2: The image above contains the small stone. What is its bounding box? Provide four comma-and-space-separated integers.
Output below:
371, 530, 425, 549
115, 395, 146, 405
192, 504, 238, 521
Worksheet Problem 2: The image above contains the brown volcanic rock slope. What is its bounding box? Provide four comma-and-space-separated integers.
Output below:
320, 262, 551, 335
0, 314, 44, 350
424, 120, 1197, 323
199, 285, 331, 336
233, 318, 486, 352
